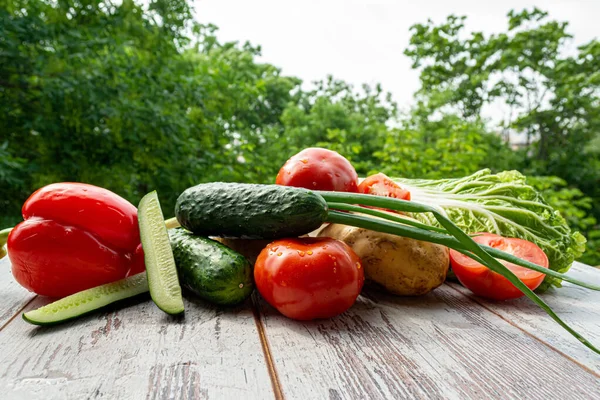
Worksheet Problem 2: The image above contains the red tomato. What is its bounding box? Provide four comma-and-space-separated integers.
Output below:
276, 148, 358, 192
449, 233, 549, 300
254, 237, 364, 320
358, 173, 411, 201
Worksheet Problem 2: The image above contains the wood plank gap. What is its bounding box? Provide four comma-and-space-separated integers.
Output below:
446, 283, 600, 379
251, 293, 284, 400
0, 295, 37, 332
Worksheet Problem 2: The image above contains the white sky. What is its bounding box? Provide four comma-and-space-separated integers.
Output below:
193, 0, 598, 115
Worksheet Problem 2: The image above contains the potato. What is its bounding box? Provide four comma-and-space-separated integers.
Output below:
317, 218, 449, 296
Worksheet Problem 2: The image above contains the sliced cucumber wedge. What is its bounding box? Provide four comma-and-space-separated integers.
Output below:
23, 273, 149, 325
138, 191, 184, 315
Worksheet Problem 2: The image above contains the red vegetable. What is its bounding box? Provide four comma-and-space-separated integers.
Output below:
254, 237, 364, 320
449, 233, 549, 300
7, 183, 144, 297
358, 173, 411, 201
276, 147, 358, 192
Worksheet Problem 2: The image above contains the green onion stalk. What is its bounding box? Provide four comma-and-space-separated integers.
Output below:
318, 191, 600, 355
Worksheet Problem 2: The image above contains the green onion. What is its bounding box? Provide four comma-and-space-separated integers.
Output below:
326, 205, 600, 291
320, 191, 600, 355
326, 202, 449, 234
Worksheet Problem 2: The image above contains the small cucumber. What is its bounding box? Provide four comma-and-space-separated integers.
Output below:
175, 183, 328, 239
170, 228, 254, 305
23, 273, 149, 325
138, 191, 184, 315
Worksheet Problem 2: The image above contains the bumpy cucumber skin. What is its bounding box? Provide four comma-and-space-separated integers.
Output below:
169, 228, 254, 305
175, 183, 329, 239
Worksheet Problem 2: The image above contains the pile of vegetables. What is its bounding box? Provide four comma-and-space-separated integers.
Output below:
1, 147, 599, 355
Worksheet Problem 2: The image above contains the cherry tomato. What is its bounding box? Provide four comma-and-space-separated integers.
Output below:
358, 173, 411, 201
449, 233, 549, 300
254, 237, 364, 320
276, 147, 358, 192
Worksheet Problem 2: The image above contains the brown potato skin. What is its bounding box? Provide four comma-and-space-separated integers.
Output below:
317, 222, 449, 296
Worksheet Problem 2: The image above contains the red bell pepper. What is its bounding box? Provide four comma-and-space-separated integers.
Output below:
6, 183, 145, 297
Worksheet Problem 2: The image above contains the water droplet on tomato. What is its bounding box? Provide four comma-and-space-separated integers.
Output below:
277, 252, 282, 257
300, 159, 308, 164
306, 250, 313, 255
298, 251, 305, 257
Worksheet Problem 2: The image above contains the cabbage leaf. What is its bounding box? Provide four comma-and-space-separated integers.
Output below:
394, 169, 587, 291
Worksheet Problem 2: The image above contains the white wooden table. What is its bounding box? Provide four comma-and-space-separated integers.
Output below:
1, 257, 599, 399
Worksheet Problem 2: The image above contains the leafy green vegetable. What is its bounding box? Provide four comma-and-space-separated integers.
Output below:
394, 169, 587, 290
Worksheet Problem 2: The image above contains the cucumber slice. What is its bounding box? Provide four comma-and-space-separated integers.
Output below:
138, 191, 184, 315
23, 273, 149, 325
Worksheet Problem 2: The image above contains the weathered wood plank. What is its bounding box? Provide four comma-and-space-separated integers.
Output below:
449, 261, 600, 375
0, 257, 36, 329
258, 283, 600, 400
0, 294, 274, 399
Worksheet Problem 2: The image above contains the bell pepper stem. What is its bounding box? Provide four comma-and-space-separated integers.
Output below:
0, 228, 12, 260
164, 217, 180, 230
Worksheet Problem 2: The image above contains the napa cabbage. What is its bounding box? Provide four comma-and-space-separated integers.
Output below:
394, 169, 587, 291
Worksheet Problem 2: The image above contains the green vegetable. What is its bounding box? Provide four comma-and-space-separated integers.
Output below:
175, 182, 328, 239
175, 182, 599, 354
169, 228, 253, 305
23, 273, 149, 325
319, 191, 600, 355
138, 191, 184, 315
393, 169, 586, 290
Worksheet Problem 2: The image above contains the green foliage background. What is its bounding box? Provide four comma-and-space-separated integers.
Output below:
1, 2, 598, 264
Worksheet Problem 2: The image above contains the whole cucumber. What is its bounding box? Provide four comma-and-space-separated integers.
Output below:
175, 182, 329, 239
169, 228, 253, 305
